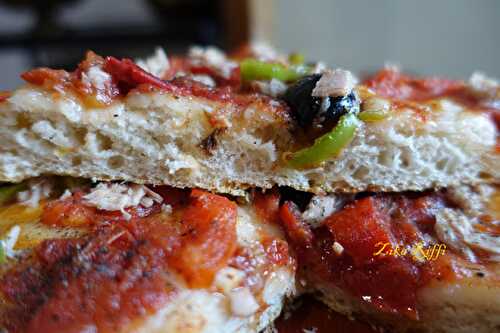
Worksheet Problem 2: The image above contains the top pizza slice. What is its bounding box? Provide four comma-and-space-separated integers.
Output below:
0, 45, 498, 195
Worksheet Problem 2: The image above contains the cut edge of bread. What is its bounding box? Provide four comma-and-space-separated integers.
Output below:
315, 277, 500, 333
0, 86, 497, 196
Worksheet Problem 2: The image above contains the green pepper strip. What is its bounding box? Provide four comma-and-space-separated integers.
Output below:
358, 109, 389, 122
240, 59, 309, 82
288, 113, 361, 169
0, 183, 27, 206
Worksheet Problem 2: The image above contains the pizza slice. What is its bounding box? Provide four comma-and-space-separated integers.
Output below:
0, 45, 498, 333
0, 46, 497, 196
0, 178, 295, 333
278, 184, 500, 333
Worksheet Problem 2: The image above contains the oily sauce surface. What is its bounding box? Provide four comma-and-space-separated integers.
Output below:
279, 193, 458, 320
0, 188, 238, 332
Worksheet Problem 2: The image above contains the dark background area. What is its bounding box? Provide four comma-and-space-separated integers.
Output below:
1, 0, 499, 89
0, 0, 249, 89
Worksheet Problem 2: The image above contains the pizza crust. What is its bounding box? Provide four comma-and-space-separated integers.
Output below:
0, 83, 496, 196
316, 273, 500, 333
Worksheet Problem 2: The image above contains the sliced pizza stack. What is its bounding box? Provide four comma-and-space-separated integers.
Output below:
0, 44, 498, 333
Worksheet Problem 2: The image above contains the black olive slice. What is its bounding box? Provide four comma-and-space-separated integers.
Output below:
282, 74, 322, 127
283, 74, 359, 129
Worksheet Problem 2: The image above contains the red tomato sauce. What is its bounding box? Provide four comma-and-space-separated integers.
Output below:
279, 192, 457, 320
364, 68, 500, 129
162, 55, 241, 87
22, 51, 121, 108
40, 191, 159, 228
364, 68, 466, 102
0, 188, 238, 332
20, 51, 290, 123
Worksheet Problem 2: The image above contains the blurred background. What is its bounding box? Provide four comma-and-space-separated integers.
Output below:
0, 0, 499, 89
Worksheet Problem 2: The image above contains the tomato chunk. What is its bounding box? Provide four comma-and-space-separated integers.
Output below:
1, 187, 242, 332
364, 68, 464, 102
324, 197, 392, 265
280, 193, 457, 320
21, 68, 71, 89
22, 51, 120, 107
279, 201, 314, 247
253, 189, 281, 224
167, 189, 238, 287
41, 192, 95, 227
41, 191, 159, 227
103, 56, 173, 93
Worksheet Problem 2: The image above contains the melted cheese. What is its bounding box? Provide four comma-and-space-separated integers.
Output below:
228, 287, 260, 317
312, 69, 357, 98
17, 178, 53, 207
136, 48, 170, 78
468, 72, 498, 97
188, 46, 237, 79
83, 183, 163, 219
82, 65, 112, 90
302, 194, 343, 228
435, 186, 500, 263
1, 225, 20, 258
435, 208, 500, 262
252, 79, 287, 98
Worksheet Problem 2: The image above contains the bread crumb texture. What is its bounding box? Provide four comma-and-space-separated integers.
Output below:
0, 86, 497, 195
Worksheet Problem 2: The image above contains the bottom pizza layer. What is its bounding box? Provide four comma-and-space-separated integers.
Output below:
0, 179, 295, 333
279, 184, 500, 333
0, 178, 498, 332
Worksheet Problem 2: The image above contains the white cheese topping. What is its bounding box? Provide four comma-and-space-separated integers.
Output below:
140, 197, 154, 208
17, 178, 53, 207
446, 185, 493, 215
161, 204, 173, 214
302, 194, 346, 228
469, 72, 498, 95
83, 183, 163, 219
311, 62, 327, 74
81, 65, 112, 90
435, 208, 500, 263
188, 46, 237, 79
214, 267, 246, 295
312, 69, 357, 98
228, 286, 260, 317
435, 185, 500, 263
59, 189, 72, 200
1, 225, 21, 258
190, 74, 216, 87
250, 42, 286, 63
252, 78, 287, 97
332, 242, 344, 256
136, 47, 170, 78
